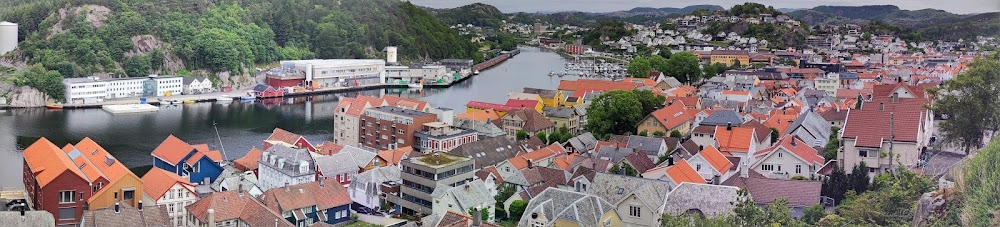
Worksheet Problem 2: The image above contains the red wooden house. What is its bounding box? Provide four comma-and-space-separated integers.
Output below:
22, 138, 93, 226
252, 84, 284, 98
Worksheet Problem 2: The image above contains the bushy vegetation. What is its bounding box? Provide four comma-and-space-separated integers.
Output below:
580, 21, 635, 51
585, 90, 664, 138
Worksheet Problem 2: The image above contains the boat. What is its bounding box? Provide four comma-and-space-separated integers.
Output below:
216, 95, 234, 102
549, 71, 556, 76
183, 100, 195, 104
473, 70, 480, 75
240, 93, 256, 100
46, 104, 64, 110
407, 83, 423, 89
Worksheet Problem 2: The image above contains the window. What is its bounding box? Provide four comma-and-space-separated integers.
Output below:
869, 167, 878, 173
776, 165, 782, 172
123, 190, 135, 200
859, 149, 869, 158
59, 191, 75, 204
629, 205, 642, 217
168, 203, 175, 212
777, 152, 783, 158
795, 165, 802, 174
761, 164, 774, 171
58, 207, 75, 220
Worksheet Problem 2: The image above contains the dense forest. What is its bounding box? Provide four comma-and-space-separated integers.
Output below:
0, 0, 483, 80
788, 5, 1000, 41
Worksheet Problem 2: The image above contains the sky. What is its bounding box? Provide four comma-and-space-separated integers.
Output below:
408, 0, 1000, 14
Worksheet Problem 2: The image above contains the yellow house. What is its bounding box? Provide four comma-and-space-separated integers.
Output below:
709, 50, 750, 66
523, 88, 565, 107
65, 138, 144, 210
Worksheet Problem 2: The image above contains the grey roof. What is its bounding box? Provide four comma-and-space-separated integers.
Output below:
589, 173, 670, 210
596, 146, 634, 164
260, 144, 316, 177
349, 166, 400, 189
700, 99, 743, 110
542, 106, 575, 118
661, 182, 740, 218
573, 102, 589, 116
81, 203, 171, 227
447, 136, 520, 167
252, 84, 271, 92
366, 106, 434, 118
567, 132, 598, 152
517, 187, 615, 227
661, 76, 683, 88
431, 180, 495, 213
211, 166, 261, 193
315, 146, 376, 175
523, 87, 559, 99
0, 211, 54, 227
454, 119, 506, 138
785, 111, 832, 140
625, 135, 666, 157
700, 109, 744, 126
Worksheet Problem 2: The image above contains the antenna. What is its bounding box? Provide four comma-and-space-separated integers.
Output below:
214, 121, 229, 161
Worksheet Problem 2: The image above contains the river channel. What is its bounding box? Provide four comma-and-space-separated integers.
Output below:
0, 47, 576, 187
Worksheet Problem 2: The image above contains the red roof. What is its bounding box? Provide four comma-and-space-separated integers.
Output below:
647, 102, 697, 130
151, 135, 195, 165
265, 128, 309, 148
467, 101, 518, 112
73, 137, 131, 182
842, 98, 928, 147
699, 146, 733, 172
754, 136, 824, 165
377, 146, 413, 166
505, 99, 539, 108
234, 147, 263, 171
714, 126, 756, 153
666, 160, 707, 184
558, 79, 654, 97
142, 168, 194, 199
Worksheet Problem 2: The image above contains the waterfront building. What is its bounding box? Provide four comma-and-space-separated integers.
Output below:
79, 203, 170, 227
181, 77, 212, 95
63, 75, 177, 104
392, 152, 475, 215
258, 179, 352, 226
385, 64, 450, 85
150, 135, 224, 184
142, 75, 184, 97
257, 144, 316, 191
414, 122, 479, 153
439, 59, 473, 72
141, 168, 198, 226
22, 137, 144, 226
263, 128, 317, 153
272, 59, 386, 88
335, 96, 431, 147
359, 106, 438, 150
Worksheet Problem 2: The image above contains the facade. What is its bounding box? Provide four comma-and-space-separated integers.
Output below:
359, 106, 437, 150
141, 168, 198, 226
258, 179, 352, 226
79, 203, 170, 227
686, 146, 736, 184
710, 50, 751, 66
752, 136, 825, 180
276, 59, 386, 88
251, 85, 284, 98
384, 64, 450, 84
150, 135, 224, 184
839, 95, 932, 177
63, 76, 171, 104
182, 77, 212, 95
63, 77, 109, 104
431, 180, 496, 222
541, 106, 579, 132
142, 76, 184, 97
393, 152, 475, 215
258, 144, 316, 191
638, 102, 696, 136
414, 122, 479, 153
349, 167, 401, 210
439, 59, 473, 72
314, 145, 376, 187
500, 108, 555, 140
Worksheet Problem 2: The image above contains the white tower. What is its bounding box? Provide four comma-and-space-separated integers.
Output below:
0, 21, 17, 55
386, 46, 398, 64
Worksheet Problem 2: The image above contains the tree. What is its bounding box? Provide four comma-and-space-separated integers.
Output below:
770, 128, 779, 144
620, 162, 638, 176
733, 189, 801, 226
803, 204, 825, 224
664, 52, 702, 83
821, 165, 849, 203
10, 64, 66, 102
508, 200, 528, 221
516, 130, 529, 141
837, 168, 934, 225
626, 56, 652, 78
656, 154, 670, 165
647, 55, 669, 74
928, 54, 1000, 154
585, 90, 645, 137
638, 130, 649, 136
824, 127, 841, 161
468, 207, 489, 221
669, 130, 682, 138
960, 136, 1000, 225
847, 162, 870, 194
122, 54, 151, 77
537, 132, 548, 144
495, 184, 515, 209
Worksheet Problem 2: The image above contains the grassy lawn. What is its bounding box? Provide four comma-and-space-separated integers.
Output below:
344, 221, 383, 227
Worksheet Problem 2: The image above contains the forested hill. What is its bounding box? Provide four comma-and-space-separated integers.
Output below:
0, 0, 483, 80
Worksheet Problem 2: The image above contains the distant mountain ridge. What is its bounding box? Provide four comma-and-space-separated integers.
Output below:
603, 5, 725, 17
788, 5, 962, 24
787, 5, 998, 41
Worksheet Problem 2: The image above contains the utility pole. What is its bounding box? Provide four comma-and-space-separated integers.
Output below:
888, 112, 895, 176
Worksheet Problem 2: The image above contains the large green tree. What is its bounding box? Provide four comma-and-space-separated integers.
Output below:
626, 56, 653, 78
664, 51, 702, 83
585, 90, 663, 137
9, 64, 65, 101
928, 54, 1000, 154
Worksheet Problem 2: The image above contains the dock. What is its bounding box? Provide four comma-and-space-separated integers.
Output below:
102, 104, 160, 114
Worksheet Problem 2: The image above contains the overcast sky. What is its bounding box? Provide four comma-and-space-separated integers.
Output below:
408, 0, 1000, 14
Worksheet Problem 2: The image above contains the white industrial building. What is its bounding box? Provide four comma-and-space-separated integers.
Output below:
145, 75, 184, 97
277, 59, 386, 88
0, 21, 16, 55
64, 77, 109, 104
385, 64, 450, 84
63, 75, 186, 104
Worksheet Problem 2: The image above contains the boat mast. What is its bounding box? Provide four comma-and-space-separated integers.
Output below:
214, 121, 228, 161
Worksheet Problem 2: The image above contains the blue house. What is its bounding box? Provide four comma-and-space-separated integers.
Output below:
151, 135, 224, 184
258, 178, 352, 226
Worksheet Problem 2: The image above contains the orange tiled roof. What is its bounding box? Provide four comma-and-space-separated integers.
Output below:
63, 144, 107, 183
142, 168, 194, 199
558, 79, 653, 97
648, 102, 696, 130
666, 160, 707, 184
754, 136, 824, 166
316, 141, 344, 155
714, 126, 756, 153
233, 147, 263, 171
151, 135, 195, 165
74, 137, 131, 182
378, 146, 413, 166
699, 146, 733, 172
764, 111, 798, 135
193, 144, 223, 162
23, 138, 88, 187
522, 144, 565, 162
383, 95, 429, 111
456, 109, 501, 122
266, 128, 305, 147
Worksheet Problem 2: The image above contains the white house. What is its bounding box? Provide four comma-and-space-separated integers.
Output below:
751, 136, 825, 180
142, 168, 198, 227
686, 145, 737, 184
182, 77, 213, 94
431, 180, 496, 222
257, 144, 316, 191
349, 167, 400, 210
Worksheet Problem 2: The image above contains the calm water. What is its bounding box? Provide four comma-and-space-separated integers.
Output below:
0, 47, 575, 187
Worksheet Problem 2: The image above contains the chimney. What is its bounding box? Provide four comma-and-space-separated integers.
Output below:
319, 177, 326, 187
713, 175, 721, 185
284, 182, 290, 191
19, 203, 25, 216
668, 157, 674, 166
204, 177, 210, 185
726, 123, 732, 131
138, 201, 143, 211
208, 209, 216, 227
698, 145, 704, 151
472, 208, 483, 227
114, 202, 120, 214
790, 138, 796, 146
740, 160, 749, 178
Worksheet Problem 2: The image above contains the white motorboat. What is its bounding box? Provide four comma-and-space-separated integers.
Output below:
216, 95, 234, 102
407, 83, 423, 89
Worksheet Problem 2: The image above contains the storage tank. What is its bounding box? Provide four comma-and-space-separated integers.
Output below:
0, 21, 17, 55
386, 46, 398, 64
